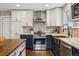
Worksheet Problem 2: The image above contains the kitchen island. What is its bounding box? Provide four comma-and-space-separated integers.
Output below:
0, 39, 26, 56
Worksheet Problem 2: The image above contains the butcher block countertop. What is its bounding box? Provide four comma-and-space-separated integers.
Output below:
0, 39, 25, 56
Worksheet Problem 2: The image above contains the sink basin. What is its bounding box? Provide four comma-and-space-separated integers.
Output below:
52, 34, 68, 38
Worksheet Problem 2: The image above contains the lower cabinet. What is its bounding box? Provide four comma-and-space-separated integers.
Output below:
51, 36, 60, 56
51, 43, 60, 56
46, 35, 60, 56
9, 42, 25, 56
26, 35, 33, 49
46, 35, 52, 50
72, 47, 79, 56
20, 34, 33, 49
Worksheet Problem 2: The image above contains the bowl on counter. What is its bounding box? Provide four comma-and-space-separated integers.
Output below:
0, 39, 12, 49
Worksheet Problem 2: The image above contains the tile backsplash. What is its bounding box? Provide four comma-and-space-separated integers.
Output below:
33, 22, 46, 33
46, 26, 62, 34
23, 26, 33, 34
62, 29, 79, 38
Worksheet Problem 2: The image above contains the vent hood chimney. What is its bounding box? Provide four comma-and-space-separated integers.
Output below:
35, 11, 43, 20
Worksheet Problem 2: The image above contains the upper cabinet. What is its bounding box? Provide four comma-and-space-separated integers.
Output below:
12, 11, 22, 21
47, 10, 51, 26
12, 10, 33, 26
46, 8, 63, 26
26, 10, 33, 26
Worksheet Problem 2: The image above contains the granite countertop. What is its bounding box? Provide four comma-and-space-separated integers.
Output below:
59, 37, 79, 50
46, 33, 68, 37
0, 39, 25, 56
21, 33, 33, 35
51, 34, 68, 37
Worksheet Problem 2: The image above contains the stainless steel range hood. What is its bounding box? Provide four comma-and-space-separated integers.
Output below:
35, 11, 43, 20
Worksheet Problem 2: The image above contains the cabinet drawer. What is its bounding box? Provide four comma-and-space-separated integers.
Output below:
9, 52, 15, 56
9, 50, 18, 56
20, 49, 26, 56
18, 42, 25, 52
9, 42, 25, 56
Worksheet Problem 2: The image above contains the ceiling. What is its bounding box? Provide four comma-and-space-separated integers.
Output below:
0, 3, 65, 11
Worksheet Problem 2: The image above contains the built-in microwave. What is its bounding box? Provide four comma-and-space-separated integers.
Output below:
72, 3, 79, 19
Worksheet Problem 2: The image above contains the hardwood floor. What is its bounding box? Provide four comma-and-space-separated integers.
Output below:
26, 49, 54, 56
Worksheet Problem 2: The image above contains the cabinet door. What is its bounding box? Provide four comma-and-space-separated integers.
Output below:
50, 9, 56, 26
12, 21, 23, 39
47, 10, 51, 26
21, 11, 28, 26
12, 10, 33, 26
2, 17, 12, 39
56, 8, 63, 26
26, 35, 33, 49
51, 8, 63, 26
12, 11, 17, 21
12, 11, 23, 21
46, 35, 52, 49
26, 10, 33, 26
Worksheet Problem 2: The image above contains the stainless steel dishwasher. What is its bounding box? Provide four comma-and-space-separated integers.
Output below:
60, 41, 72, 56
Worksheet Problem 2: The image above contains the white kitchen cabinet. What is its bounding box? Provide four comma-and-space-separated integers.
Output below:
0, 16, 12, 39
12, 10, 33, 26
26, 10, 33, 26
12, 11, 21, 21
12, 21, 23, 39
12, 10, 33, 39
46, 8, 63, 26
12, 11, 26, 22
52, 8, 63, 26
46, 10, 51, 26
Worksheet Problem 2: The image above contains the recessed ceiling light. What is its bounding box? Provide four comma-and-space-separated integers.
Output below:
46, 4, 49, 7
16, 4, 20, 7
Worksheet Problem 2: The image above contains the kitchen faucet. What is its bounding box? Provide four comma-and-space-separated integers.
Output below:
63, 24, 71, 37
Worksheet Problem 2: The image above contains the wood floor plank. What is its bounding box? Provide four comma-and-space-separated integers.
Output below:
26, 49, 54, 56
